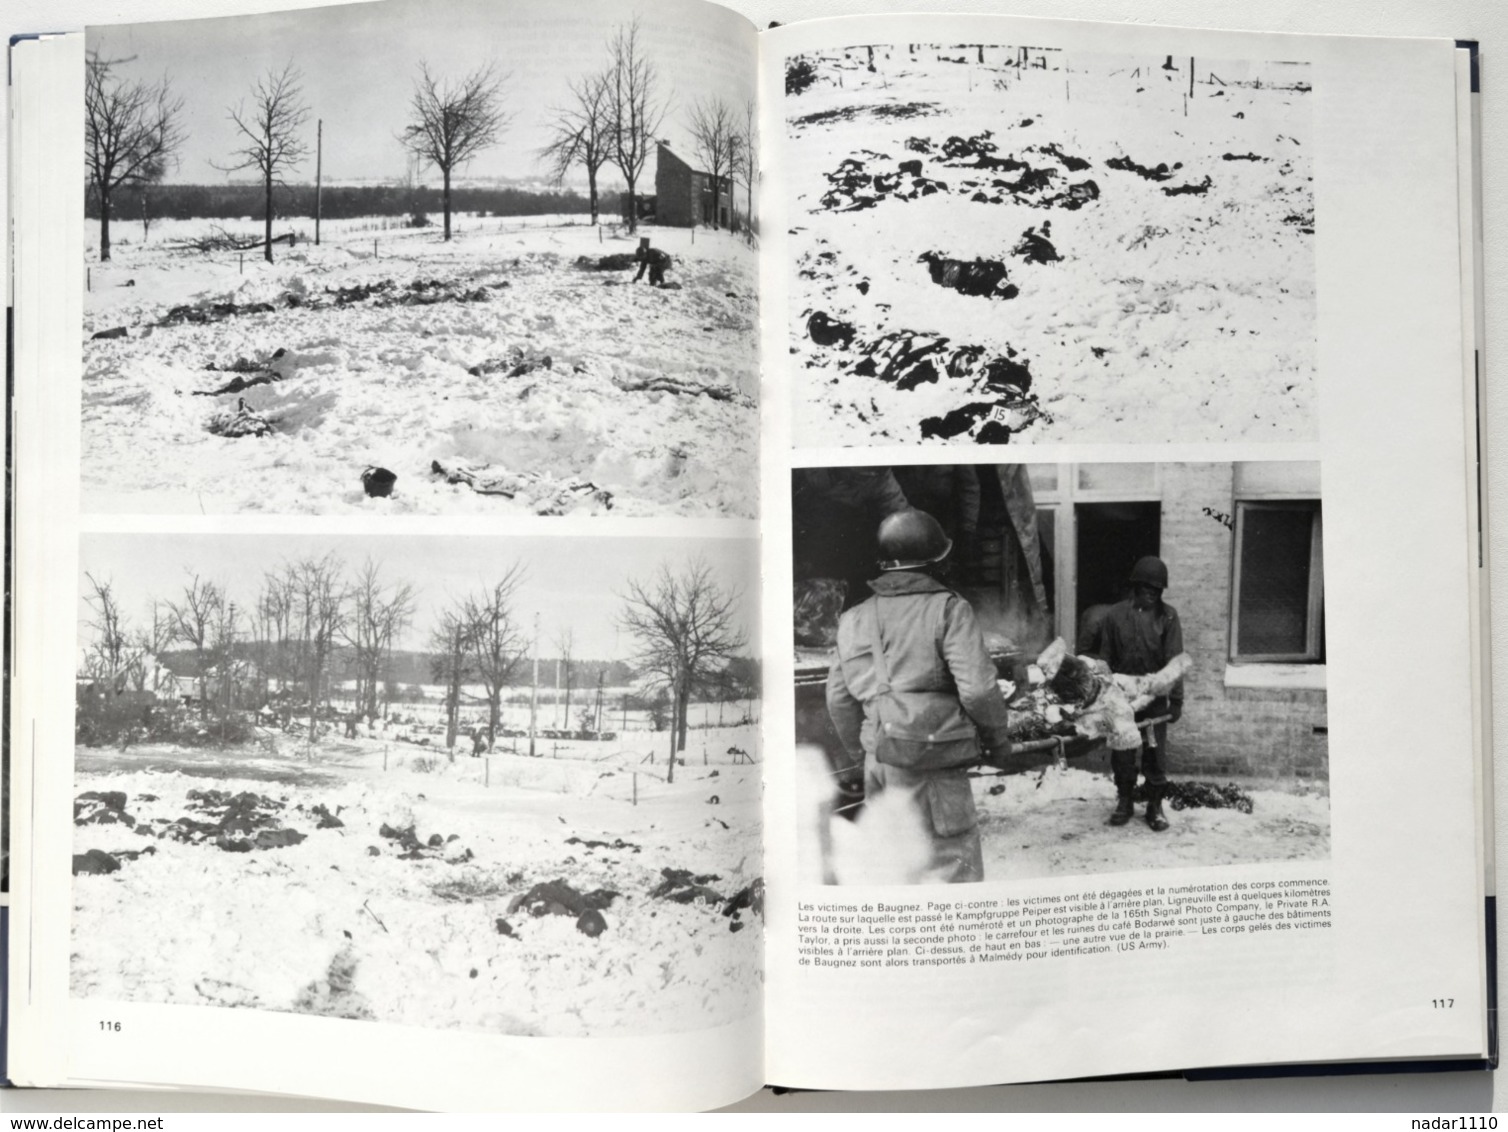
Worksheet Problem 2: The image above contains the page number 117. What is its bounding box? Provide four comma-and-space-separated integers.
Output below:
1433, 998, 1455, 1008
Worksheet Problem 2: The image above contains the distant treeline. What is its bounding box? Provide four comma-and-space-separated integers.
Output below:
88, 182, 613, 223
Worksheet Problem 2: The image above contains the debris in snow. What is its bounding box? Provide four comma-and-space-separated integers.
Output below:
1012, 226, 1061, 265
1141, 780, 1256, 814
917, 252, 1018, 299
806, 310, 855, 348
1162, 175, 1214, 197
92, 326, 129, 341
507, 879, 621, 918
649, 868, 724, 906
575, 909, 609, 938
429, 459, 614, 515
1106, 154, 1180, 181
309, 804, 344, 829
206, 397, 272, 439
467, 345, 553, 378
361, 466, 397, 498
1221, 151, 1269, 162
564, 836, 641, 853
720, 879, 764, 933
159, 300, 276, 328
75, 791, 134, 827
573, 252, 638, 272
73, 849, 122, 876
194, 371, 281, 397
610, 374, 745, 404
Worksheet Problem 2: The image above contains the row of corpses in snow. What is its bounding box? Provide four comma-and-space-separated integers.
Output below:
72, 787, 763, 940
807, 129, 1291, 217
794, 131, 1307, 442
803, 309, 1046, 441
89, 266, 749, 513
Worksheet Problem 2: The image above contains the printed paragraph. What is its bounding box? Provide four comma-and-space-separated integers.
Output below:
795, 878, 1331, 969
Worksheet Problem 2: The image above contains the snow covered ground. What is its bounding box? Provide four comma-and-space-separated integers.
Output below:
800, 754, 1328, 885
81, 215, 758, 516
71, 721, 761, 1037
782, 47, 1315, 446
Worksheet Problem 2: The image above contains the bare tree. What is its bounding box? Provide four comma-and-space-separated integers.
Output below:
127, 601, 174, 694
289, 554, 347, 744
686, 96, 736, 229
735, 98, 756, 239
429, 605, 474, 752
554, 628, 575, 730
605, 20, 669, 233
85, 51, 184, 263
343, 558, 416, 722
221, 64, 310, 263
464, 565, 528, 747
83, 573, 131, 690
539, 71, 613, 226
618, 557, 746, 782
400, 62, 511, 241
167, 575, 224, 717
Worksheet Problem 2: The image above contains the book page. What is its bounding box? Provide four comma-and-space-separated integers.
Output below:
9, 0, 766, 1111
756, 14, 1487, 1090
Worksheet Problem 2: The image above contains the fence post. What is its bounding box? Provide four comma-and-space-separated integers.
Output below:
374, 238, 378, 258
239, 254, 243, 275
486, 757, 490, 788
633, 772, 638, 806
87, 268, 91, 292
383, 745, 388, 771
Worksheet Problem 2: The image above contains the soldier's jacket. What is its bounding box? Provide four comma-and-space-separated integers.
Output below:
1081, 598, 1185, 716
826, 571, 1011, 771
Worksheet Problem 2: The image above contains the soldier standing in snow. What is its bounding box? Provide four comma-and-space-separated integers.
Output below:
825, 509, 1013, 883
1081, 556, 1185, 832
633, 236, 672, 287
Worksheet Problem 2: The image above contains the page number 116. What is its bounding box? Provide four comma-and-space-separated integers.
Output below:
1433, 998, 1455, 1008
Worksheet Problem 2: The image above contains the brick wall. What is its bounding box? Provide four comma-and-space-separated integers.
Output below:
655, 145, 695, 227
1158, 463, 1328, 780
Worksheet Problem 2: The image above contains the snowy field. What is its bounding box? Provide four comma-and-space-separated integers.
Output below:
782, 47, 1315, 446
72, 721, 761, 1037
81, 215, 758, 516
799, 755, 1328, 885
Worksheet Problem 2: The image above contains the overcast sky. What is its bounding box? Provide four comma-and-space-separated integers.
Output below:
87, 0, 758, 188
79, 531, 760, 661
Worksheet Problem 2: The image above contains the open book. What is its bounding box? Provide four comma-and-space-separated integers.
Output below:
4, 0, 1492, 1110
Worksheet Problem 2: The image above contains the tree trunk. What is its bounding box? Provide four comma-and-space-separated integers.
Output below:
99, 192, 113, 263
445, 678, 459, 750
665, 700, 677, 783
263, 169, 274, 263
676, 683, 690, 752
488, 694, 500, 747
443, 167, 453, 241
588, 168, 599, 225
625, 172, 638, 233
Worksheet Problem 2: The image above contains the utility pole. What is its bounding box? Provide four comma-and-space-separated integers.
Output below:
315, 119, 323, 246
528, 613, 540, 758
594, 670, 605, 734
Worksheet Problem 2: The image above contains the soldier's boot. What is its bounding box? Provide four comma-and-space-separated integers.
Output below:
1108, 772, 1136, 826
1144, 786, 1170, 832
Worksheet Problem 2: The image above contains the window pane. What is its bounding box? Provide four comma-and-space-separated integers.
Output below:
1234, 461, 1321, 497
1025, 464, 1058, 494
1076, 463, 1156, 493
1237, 506, 1314, 656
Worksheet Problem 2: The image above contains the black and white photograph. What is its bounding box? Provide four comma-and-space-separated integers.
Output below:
783, 45, 1315, 446
81, 0, 757, 516
792, 461, 1330, 884
70, 532, 762, 1036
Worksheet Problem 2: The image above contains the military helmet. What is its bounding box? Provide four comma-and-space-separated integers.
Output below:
1128, 555, 1169, 591
877, 509, 952, 572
